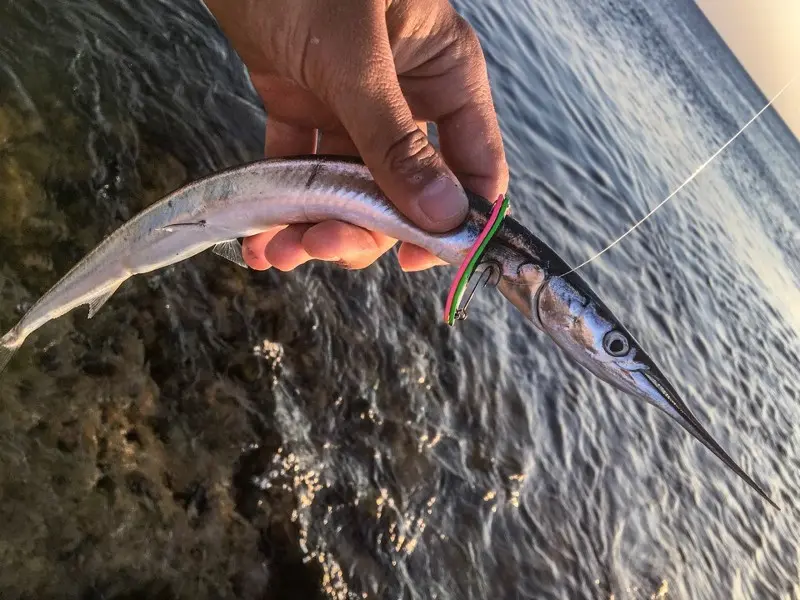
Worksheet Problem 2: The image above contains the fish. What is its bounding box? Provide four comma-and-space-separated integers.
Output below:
0, 154, 778, 509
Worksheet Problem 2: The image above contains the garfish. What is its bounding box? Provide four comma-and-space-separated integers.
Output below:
0, 155, 778, 509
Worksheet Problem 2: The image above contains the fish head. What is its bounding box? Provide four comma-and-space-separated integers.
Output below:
534, 273, 651, 396
530, 271, 778, 508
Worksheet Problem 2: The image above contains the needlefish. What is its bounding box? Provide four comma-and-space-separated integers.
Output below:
0, 155, 778, 510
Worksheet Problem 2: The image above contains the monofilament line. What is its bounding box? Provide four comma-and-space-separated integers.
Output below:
564, 73, 799, 275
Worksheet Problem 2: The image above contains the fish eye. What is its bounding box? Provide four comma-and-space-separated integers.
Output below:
603, 331, 630, 357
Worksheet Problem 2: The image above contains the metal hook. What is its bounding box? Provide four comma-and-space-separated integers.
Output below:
454, 264, 498, 321
443, 195, 510, 326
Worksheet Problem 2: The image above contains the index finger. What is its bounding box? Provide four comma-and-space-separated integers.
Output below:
404, 15, 508, 202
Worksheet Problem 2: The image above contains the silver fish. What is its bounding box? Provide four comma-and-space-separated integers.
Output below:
0, 155, 778, 509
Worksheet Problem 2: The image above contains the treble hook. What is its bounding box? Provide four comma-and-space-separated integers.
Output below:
442, 194, 510, 326
454, 264, 499, 321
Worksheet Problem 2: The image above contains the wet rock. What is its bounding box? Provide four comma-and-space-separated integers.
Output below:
0, 104, 37, 149
0, 156, 47, 237
0, 64, 45, 149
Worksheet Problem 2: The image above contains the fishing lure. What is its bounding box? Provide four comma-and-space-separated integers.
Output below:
443, 194, 510, 325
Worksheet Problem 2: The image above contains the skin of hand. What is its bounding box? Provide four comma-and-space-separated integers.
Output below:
204, 0, 508, 272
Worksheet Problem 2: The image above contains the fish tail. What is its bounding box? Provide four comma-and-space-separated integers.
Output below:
0, 328, 22, 375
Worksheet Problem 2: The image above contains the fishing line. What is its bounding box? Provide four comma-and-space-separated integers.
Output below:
564, 73, 799, 275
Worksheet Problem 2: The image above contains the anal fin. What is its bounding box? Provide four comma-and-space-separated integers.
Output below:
87, 283, 121, 318
213, 239, 248, 268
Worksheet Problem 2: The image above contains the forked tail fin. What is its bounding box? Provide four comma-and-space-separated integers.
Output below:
0, 329, 21, 375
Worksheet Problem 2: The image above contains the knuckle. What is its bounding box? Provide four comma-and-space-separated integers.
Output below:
382, 128, 439, 179
450, 15, 482, 59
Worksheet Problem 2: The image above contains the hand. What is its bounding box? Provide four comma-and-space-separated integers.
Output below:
204, 0, 508, 272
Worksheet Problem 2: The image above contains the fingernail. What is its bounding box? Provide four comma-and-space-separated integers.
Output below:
417, 176, 468, 227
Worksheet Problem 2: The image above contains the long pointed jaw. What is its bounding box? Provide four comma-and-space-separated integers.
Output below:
630, 367, 779, 510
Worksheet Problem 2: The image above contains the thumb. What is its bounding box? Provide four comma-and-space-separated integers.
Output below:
328, 58, 468, 233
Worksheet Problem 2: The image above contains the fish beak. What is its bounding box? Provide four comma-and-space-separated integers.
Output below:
630, 367, 779, 510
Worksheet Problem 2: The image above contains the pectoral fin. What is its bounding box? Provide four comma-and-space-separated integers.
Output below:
87, 284, 121, 318
212, 240, 248, 268
157, 220, 207, 233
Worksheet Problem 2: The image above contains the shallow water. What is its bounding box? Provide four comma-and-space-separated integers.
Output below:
0, 1, 799, 599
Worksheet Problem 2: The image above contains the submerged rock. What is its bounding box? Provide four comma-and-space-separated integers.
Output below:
0, 155, 47, 240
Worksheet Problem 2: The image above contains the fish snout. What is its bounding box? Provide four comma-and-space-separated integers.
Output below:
628, 365, 779, 509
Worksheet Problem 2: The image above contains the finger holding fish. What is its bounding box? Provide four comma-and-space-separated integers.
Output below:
264, 224, 315, 271
260, 125, 401, 271
397, 242, 448, 271
252, 118, 443, 272
301, 221, 396, 264
242, 226, 284, 270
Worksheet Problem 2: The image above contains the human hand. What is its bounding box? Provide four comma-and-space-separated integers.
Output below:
204, 0, 508, 272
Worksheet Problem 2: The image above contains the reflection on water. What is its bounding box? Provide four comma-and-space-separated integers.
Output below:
0, 0, 799, 599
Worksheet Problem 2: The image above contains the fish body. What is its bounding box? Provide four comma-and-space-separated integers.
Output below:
0, 155, 778, 509
0, 157, 476, 358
